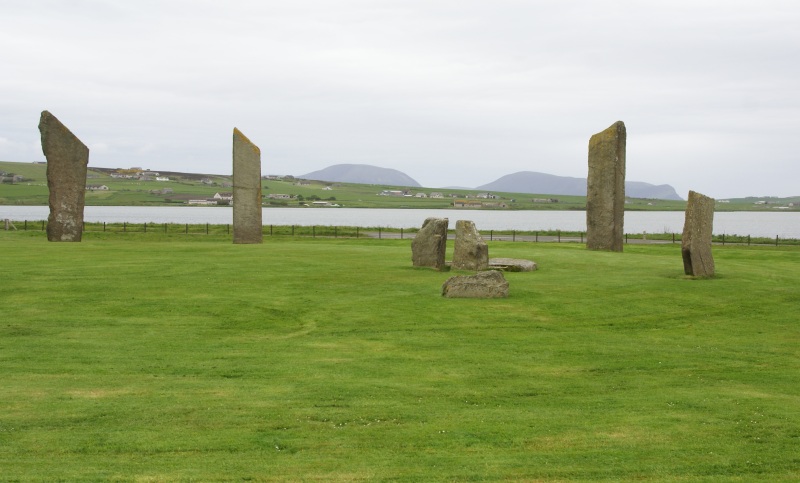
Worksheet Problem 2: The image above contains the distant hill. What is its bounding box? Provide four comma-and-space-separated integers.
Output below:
301, 164, 421, 187
477, 171, 683, 200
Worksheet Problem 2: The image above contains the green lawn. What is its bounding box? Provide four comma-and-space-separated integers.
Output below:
1, 231, 799, 481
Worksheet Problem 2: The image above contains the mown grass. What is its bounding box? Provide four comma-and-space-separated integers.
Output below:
1, 231, 799, 481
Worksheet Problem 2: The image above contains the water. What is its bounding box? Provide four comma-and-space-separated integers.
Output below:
2, 205, 799, 238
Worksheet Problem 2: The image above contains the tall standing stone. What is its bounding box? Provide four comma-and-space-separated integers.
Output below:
452, 220, 489, 271
39, 111, 89, 242
232, 128, 263, 244
586, 121, 626, 252
411, 217, 448, 270
682, 190, 715, 277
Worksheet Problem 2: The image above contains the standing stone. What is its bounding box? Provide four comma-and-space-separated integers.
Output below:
232, 128, 263, 244
586, 120, 626, 252
411, 217, 448, 270
442, 271, 509, 298
682, 190, 715, 277
39, 111, 89, 242
452, 220, 489, 271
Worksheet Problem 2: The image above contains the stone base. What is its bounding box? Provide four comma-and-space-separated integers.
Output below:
442, 271, 509, 298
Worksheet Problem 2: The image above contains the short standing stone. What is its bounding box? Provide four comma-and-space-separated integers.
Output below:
452, 220, 489, 270
442, 270, 509, 298
39, 111, 89, 242
586, 120, 626, 252
682, 190, 715, 277
232, 128, 263, 244
411, 217, 448, 270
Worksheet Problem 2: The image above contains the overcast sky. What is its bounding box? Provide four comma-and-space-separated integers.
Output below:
2, 1, 798, 198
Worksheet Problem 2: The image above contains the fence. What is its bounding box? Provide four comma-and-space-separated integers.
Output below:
4, 219, 798, 246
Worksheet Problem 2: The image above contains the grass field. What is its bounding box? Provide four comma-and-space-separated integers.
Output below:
1, 231, 799, 481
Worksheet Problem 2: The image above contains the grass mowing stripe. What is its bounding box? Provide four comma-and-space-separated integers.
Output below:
1, 232, 799, 480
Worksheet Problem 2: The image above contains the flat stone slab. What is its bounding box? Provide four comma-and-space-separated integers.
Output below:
442, 270, 509, 298
488, 258, 537, 272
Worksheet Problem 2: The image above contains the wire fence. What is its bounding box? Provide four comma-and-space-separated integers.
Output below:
4, 219, 798, 246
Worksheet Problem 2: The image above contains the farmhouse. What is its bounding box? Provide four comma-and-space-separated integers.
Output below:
379, 190, 406, 197
453, 199, 483, 209
86, 185, 110, 191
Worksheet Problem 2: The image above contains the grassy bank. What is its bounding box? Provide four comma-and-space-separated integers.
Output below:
1, 232, 799, 480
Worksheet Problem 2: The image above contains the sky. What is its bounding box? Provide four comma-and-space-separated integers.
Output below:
2, 0, 799, 199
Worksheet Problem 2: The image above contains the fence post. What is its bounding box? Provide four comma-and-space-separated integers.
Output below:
379, 227, 382, 239
144, 222, 147, 233
185, 223, 188, 234
490, 230, 493, 241
335, 226, 337, 238
400, 228, 403, 239
103, 221, 106, 232
512, 230, 516, 242
722, 234, 725, 245
776, 235, 779, 246
356, 227, 359, 238
313, 226, 315, 238
42, 220, 45, 231
625, 233, 628, 244
227, 224, 230, 234
558, 230, 561, 243
535, 231, 538, 242
24, 220, 27, 231
672, 233, 675, 243
580, 232, 583, 243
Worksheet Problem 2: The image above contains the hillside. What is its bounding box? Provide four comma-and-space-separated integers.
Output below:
301, 164, 421, 187
3, 160, 798, 210
477, 171, 683, 200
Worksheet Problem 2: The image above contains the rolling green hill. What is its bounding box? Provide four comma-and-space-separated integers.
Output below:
2, 160, 798, 211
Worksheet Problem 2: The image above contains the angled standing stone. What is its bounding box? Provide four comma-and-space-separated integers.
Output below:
232, 128, 263, 244
586, 121, 626, 252
452, 220, 488, 271
39, 111, 89, 242
682, 190, 715, 277
411, 217, 448, 270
